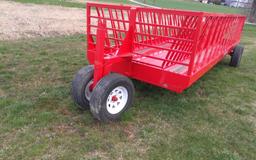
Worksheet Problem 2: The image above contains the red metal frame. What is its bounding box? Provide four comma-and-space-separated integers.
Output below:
86, 2, 246, 93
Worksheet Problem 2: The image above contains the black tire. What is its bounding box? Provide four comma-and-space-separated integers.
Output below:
89, 73, 135, 122
71, 65, 94, 110
230, 45, 244, 67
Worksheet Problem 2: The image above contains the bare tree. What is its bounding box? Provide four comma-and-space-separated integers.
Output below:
250, 0, 256, 22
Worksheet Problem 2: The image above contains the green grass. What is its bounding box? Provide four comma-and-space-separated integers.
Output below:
0, 24, 256, 159
12, 0, 242, 14
12, 0, 86, 8
11, 0, 132, 8
143, 0, 242, 13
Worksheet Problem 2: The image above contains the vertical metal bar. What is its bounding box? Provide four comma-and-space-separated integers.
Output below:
87, 4, 91, 39
98, 7, 110, 48
164, 13, 168, 41
138, 11, 144, 45
130, 8, 137, 50
146, 11, 151, 45
114, 9, 120, 45
150, 12, 154, 45
121, 9, 127, 31
196, 17, 215, 69
108, 8, 118, 47
219, 17, 229, 52
142, 12, 147, 43
204, 17, 220, 64
211, 17, 226, 58
236, 17, 245, 44
158, 13, 164, 43
93, 20, 106, 87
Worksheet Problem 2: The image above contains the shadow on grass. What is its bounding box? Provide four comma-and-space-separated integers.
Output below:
127, 58, 231, 120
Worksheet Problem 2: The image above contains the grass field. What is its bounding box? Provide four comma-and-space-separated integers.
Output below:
12, 0, 132, 8
1, 24, 256, 159
12, 0, 242, 14
12, 0, 85, 8
140, 0, 241, 13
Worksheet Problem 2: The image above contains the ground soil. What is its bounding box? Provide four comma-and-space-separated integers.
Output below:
0, 1, 86, 40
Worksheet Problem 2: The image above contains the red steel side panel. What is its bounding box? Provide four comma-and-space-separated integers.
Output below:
132, 7, 200, 72
188, 14, 246, 87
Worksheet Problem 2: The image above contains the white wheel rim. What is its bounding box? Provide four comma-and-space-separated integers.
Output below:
85, 80, 93, 100
106, 86, 128, 114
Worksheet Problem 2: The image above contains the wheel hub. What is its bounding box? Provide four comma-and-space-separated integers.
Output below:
111, 95, 118, 102
106, 86, 128, 114
85, 80, 93, 100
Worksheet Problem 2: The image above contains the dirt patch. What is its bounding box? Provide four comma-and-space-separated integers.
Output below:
68, 0, 87, 3
0, 1, 86, 40
123, 124, 136, 140
0, 88, 6, 98
84, 150, 109, 160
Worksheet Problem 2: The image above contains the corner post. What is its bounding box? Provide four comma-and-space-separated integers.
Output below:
188, 13, 204, 76
93, 20, 106, 87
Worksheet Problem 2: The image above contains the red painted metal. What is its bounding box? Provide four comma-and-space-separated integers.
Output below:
86, 2, 246, 93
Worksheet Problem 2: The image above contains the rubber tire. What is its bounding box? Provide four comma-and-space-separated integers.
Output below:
230, 45, 244, 67
71, 65, 94, 110
89, 73, 135, 122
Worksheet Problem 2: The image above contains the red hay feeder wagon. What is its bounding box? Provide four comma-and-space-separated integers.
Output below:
72, 2, 246, 122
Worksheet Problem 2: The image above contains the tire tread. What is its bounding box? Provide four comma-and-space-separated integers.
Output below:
71, 65, 94, 109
